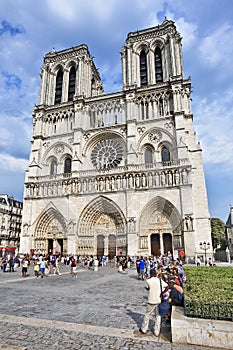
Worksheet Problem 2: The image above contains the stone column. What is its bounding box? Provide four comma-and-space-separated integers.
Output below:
159, 231, 164, 255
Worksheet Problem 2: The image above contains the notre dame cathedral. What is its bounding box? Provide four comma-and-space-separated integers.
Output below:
20, 18, 213, 262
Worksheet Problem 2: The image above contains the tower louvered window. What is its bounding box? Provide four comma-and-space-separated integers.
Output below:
140, 50, 148, 86
55, 69, 63, 104
68, 66, 76, 101
155, 47, 163, 83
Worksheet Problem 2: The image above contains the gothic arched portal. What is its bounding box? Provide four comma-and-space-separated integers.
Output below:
77, 196, 126, 258
34, 205, 67, 255
139, 196, 182, 257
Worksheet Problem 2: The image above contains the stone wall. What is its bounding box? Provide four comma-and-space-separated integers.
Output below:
171, 306, 233, 349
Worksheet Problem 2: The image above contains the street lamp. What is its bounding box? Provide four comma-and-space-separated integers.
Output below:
199, 241, 210, 266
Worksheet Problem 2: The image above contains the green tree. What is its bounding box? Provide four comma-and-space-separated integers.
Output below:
211, 218, 226, 250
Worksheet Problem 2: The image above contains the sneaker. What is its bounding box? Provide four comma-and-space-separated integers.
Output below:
139, 328, 146, 334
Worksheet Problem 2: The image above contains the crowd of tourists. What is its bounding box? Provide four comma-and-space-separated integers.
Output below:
0, 253, 110, 278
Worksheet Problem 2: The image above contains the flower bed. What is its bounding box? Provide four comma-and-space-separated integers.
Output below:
184, 266, 233, 321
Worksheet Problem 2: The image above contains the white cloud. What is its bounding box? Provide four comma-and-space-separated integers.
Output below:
47, 0, 80, 21
0, 153, 28, 172
193, 88, 233, 167
175, 17, 197, 49
0, 115, 32, 158
199, 23, 233, 68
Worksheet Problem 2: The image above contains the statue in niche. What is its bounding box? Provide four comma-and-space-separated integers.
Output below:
128, 218, 135, 232
128, 175, 134, 188
94, 178, 98, 191
142, 174, 147, 187
182, 169, 188, 184
174, 171, 180, 185
110, 177, 115, 190
184, 216, 193, 231
167, 172, 173, 186
122, 176, 126, 189
161, 172, 166, 186
83, 180, 87, 192
135, 174, 140, 188
148, 173, 153, 187
99, 178, 104, 191
116, 176, 121, 190
105, 177, 110, 191
155, 172, 159, 186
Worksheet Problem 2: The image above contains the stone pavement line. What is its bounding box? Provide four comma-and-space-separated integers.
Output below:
0, 271, 84, 285
0, 345, 27, 350
0, 313, 163, 344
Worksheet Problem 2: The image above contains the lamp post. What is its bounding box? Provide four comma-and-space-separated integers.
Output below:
199, 241, 210, 266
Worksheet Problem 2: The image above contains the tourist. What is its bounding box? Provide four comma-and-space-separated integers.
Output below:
94, 257, 99, 271
54, 257, 61, 275
9, 256, 14, 272
139, 256, 146, 280
196, 257, 201, 266
33, 259, 40, 277
168, 280, 184, 307
2, 256, 7, 272
39, 257, 47, 278
136, 256, 140, 278
70, 256, 77, 277
139, 268, 168, 336
21, 256, 29, 277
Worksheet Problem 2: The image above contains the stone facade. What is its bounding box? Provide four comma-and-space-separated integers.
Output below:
0, 194, 23, 255
20, 19, 212, 261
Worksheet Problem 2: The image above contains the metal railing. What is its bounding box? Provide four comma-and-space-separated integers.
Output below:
184, 299, 233, 322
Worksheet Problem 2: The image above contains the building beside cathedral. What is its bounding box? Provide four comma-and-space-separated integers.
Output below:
0, 194, 23, 256
20, 19, 212, 262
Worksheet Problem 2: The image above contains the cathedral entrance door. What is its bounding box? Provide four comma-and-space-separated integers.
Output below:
48, 239, 53, 255
97, 235, 104, 258
108, 234, 116, 260
163, 233, 172, 254
57, 239, 63, 255
151, 234, 160, 256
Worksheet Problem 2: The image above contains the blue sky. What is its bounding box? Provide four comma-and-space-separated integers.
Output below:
0, 0, 233, 222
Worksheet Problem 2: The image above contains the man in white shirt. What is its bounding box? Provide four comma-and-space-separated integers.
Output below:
139, 268, 168, 337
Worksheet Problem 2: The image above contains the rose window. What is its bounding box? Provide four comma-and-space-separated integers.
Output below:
91, 140, 123, 170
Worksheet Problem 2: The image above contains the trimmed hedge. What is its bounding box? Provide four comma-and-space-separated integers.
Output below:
184, 266, 233, 321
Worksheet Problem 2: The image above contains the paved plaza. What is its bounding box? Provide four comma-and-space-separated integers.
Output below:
0, 263, 223, 350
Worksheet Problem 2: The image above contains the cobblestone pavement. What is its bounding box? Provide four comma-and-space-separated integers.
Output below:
0, 264, 223, 350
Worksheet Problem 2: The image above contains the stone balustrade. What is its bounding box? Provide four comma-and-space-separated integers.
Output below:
25, 163, 191, 198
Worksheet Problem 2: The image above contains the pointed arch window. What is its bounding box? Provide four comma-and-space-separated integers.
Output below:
145, 148, 153, 168
140, 50, 148, 86
55, 69, 63, 104
68, 66, 76, 101
64, 157, 72, 174
155, 47, 163, 83
50, 160, 57, 176
161, 146, 170, 163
